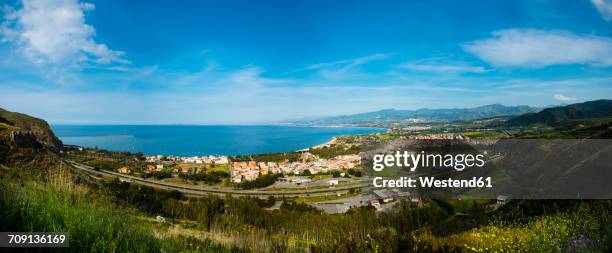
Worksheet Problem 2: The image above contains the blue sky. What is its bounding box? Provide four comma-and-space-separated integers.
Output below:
1, 0, 611, 124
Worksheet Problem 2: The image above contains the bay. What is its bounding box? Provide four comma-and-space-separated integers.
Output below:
51, 125, 384, 156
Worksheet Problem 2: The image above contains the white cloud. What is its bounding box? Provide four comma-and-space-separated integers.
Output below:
299, 53, 389, 71
463, 29, 612, 68
223, 66, 291, 86
553, 94, 576, 101
298, 53, 391, 80
396, 61, 487, 73
1, 0, 127, 65
592, 0, 612, 21
79, 2, 94, 11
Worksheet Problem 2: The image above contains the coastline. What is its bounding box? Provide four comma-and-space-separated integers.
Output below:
296, 125, 391, 152
298, 137, 337, 152
289, 124, 389, 152
277, 123, 388, 130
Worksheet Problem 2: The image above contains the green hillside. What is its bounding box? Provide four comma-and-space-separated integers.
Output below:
0, 108, 62, 150
0, 108, 65, 168
507, 99, 612, 126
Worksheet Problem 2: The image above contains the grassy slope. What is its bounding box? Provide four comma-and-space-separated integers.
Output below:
416, 201, 612, 252
0, 166, 244, 253
0, 122, 21, 138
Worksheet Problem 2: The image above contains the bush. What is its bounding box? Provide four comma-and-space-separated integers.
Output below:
144, 170, 172, 179
459, 204, 610, 252
238, 174, 279, 189
179, 171, 229, 184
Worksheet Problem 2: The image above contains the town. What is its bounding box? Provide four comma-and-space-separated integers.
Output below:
137, 152, 360, 184
229, 153, 361, 183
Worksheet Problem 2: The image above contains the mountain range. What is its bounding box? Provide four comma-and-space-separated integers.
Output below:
288, 104, 540, 126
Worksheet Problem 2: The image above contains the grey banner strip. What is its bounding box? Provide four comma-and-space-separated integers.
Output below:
361, 139, 612, 199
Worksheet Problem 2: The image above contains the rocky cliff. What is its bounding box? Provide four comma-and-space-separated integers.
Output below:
0, 108, 62, 167
0, 108, 62, 150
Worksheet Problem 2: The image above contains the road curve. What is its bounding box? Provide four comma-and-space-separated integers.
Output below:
67, 160, 365, 198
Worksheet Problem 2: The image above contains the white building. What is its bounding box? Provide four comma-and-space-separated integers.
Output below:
327, 179, 339, 186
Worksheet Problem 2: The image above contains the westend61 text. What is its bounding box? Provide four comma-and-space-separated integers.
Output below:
372, 176, 493, 188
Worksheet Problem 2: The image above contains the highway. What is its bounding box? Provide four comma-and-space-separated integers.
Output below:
66, 154, 501, 199
67, 160, 365, 198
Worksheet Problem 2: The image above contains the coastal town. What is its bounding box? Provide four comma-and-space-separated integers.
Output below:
229, 153, 360, 183
138, 152, 361, 183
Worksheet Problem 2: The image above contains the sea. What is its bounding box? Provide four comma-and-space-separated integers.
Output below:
51, 125, 384, 156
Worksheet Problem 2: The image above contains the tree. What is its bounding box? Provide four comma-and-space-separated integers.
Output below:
332, 171, 341, 178
266, 196, 276, 207
135, 152, 144, 160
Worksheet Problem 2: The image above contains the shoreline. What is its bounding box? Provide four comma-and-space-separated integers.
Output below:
295, 126, 389, 152
297, 137, 337, 152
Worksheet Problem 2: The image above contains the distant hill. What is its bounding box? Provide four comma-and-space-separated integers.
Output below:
506, 100, 612, 126
290, 104, 539, 126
